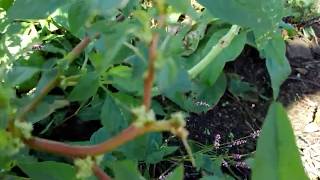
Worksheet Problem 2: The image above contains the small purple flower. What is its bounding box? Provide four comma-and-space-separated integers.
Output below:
232, 139, 247, 146
214, 134, 221, 148
250, 130, 261, 139
232, 154, 242, 160
235, 161, 249, 168
222, 160, 229, 167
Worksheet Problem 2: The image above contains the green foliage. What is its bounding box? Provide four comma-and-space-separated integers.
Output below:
7, 0, 68, 19
166, 165, 184, 180
0, 0, 308, 179
110, 160, 145, 180
18, 161, 77, 180
68, 72, 100, 101
252, 102, 308, 180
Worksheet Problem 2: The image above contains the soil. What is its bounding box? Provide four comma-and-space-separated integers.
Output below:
185, 22, 320, 179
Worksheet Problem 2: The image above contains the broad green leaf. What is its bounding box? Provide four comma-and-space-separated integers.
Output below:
0, 85, 13, 128
18, 161, 77, 180
68, 0, 129, 35
68, 0, 91, 35
7, 0, 67, 19
166, 165, 184, 180
194, 153, 215, 173
264, 34, 291, 99
199, 30, 246, 86
145, 146, 178, 164
100, 95, 126, 135
27, 97, 69, 123
68, 72, 100, 102
193, 73, 227, 111
160, 67, 192, 96
0, 0, 13, 10
110, 160, 145, 180
78, 97, 104, 121
34, 68, 58, 96
107, 65, 143, 94
198, 0, 285, 32
120, 133, 162, 161
167, 0, 191, 13
228, 74, 259, 102
90, 127, 111, 144
252, 102, 308, 180
6, 66, 39, 87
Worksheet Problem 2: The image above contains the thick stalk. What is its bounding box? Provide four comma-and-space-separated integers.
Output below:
188, 25, 240, 79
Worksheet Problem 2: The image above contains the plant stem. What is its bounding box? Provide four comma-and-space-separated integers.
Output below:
15, 34, 99, 122
143, 16, 165, 110
188, 25, 240, 79
16, 77, 59, 121
24, 121, 181, 157
143, 34, 159, 109
92, 164, 111, 180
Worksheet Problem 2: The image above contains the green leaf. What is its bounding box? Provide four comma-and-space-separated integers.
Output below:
6, 67, 39, 87
228, 74, 259, 102
7, 0, 67, 19
166, 165, 184, 180
120, 133, 162, 161
18, 161, 77, 180
193, 73, 227, 111
252, 102, 308, 180
167, 0, 191, 13
194, 153, 215, 173
107, 65, 143, 94
68, 72, 100, 102
100, 94, 127, 134
27, 97, 69, 123
264, 35, 291, 99
0, 0, 13, 10
78, 97, 104, 121
199, 30, 246, 86
34, 68, 58, 96
145, 146, 178, 164
198, 0, 285, 32
68, 0, 91, 35
90, 127, 111, 144
68, 0, 129, 35
110, 160, 145, 180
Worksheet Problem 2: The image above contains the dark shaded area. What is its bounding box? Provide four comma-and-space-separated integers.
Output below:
185, 22, 320, 179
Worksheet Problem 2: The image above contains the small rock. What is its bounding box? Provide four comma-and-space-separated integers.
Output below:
295, 67, 308, 75
286, 38, 314, 59
304, 122, 320, 133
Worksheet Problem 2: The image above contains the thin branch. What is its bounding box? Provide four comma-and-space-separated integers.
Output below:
92, 164, 112, 180
65, 34, 100, 63
24, 121, 184, 157
15, 34, 99, 122
143, 33, 160, 109
143, 16, 165, 110
16, 77, 59, 121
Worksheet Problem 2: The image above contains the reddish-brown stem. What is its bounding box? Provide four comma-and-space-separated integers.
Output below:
24, 121, 176, 157
65, 34, 99, 63
143, 16, 164, 109
92, 164, 112, 180
15, 34, 99, 122
16, 77, 59, 121
143, 33, 160, 109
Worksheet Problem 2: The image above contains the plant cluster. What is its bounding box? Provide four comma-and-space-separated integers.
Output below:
0, 0, 310, 179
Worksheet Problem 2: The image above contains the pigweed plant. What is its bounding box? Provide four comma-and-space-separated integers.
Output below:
0, 0, 309, 179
